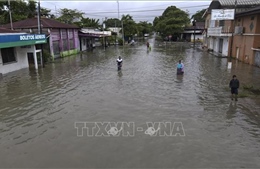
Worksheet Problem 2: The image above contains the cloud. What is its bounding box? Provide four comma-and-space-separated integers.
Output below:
40, 1, 211, 22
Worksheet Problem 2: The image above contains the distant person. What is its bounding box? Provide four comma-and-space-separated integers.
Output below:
146, 41, 150, 49
229, 75, 239, 101
117, 56, 123, 71
177, 60, 184, 75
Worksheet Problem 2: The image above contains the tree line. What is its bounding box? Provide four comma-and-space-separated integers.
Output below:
0, 0, 206, 40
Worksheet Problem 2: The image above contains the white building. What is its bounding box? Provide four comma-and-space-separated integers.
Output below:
0, 28, 46, 75
203, 0, 260, 57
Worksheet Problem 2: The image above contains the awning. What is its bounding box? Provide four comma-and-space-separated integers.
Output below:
0, 34, 47, 48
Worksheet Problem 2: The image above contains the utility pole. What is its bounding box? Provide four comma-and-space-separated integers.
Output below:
38, 0, 44, 68
103, 18, 105, 51
117, 1, 124, 46
193, 19, 196, 48
229, 0, 237, 61
121, 17, 124, 46
115, 20, 117, 45
8, 0, 13, 30
37, 1, 41, 34
116, 0, 120, 45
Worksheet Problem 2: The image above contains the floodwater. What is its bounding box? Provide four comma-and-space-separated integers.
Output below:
0, 36, 260, 168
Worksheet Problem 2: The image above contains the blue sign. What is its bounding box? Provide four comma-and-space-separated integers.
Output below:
0, 34, 46, 43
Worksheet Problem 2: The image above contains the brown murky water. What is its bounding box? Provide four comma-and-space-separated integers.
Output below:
0, 36, 260, 168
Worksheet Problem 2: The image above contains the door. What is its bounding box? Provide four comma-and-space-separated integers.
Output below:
255, 51, 260, 67
27, 52, 34, 67
219, 38, 223, 53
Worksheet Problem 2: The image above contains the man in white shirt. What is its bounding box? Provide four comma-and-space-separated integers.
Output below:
117, 56, 123, 71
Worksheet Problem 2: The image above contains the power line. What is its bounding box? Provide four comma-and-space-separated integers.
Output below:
82, 5, 209, 14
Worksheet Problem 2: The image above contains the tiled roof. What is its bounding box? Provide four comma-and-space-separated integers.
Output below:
236, 5, 260, 16
206, 0, 260, 15
0, 28, 24, 33
1, 17, 79, 29
218, 0, 260, 6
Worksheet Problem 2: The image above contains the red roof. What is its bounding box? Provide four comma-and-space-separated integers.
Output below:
0, 28, 24, 33
1, 17, 79, 29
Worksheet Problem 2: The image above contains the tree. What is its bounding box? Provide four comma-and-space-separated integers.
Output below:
153, 6, 190, 39
104, 18, 121, 28
41, 7, 55, 19
0, 0, 37, 24
136, 21, 153, 37
57, 8, 84, 24
74, 17, 100, 28
121, 14, 137, 39
191, 9, 207, 22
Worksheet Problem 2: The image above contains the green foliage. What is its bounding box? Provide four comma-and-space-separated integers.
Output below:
0, 0, 37, 24
121, 14, 137, 38
74, 17, 100, 28
57, 8, 84, 24
136, 21, 153, 37
238, 92, 249, 98
243, 85, 260, 95
42, 49, 52, 62
118, 38, 123, 45
41, 7, 55, 19
243, 84, 254, 90
153, 6, 190, 38
191, 9, 207, 22
104, 18, 121, 28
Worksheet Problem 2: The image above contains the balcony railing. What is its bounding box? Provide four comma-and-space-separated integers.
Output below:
207, 26, 232, 36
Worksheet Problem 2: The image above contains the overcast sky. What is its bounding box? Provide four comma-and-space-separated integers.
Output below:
40, 1, 211, 23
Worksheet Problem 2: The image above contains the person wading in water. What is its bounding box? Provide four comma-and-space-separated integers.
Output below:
177, 60, 184, 75
229, 75, 240, 101
117, 56, 123, 71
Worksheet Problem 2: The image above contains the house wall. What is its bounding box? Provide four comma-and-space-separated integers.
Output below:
49, 28, 80, 59
74, 29, 80, 50
221, 37, 229, 56
81, 38, 87, 51
233, 14, 260, 65
240, 15, 257, 33
253, 15, 260, 48
0, 46, 32, 74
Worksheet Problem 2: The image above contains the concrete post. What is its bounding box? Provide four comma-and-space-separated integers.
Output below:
34, 46, 38, 70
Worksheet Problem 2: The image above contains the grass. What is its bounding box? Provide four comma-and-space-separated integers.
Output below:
224, 85, 260, 99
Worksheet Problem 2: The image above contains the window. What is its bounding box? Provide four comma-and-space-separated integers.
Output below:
251, 16, 255, 20
219, 20, 224, 26
209, 20, 215, 27
1, 47, 16, 64
70, 39, 74, 49
63, 39, 68, 51
53, 41, 60, 55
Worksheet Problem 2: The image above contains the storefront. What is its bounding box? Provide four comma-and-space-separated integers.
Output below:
0, 33, 46, 74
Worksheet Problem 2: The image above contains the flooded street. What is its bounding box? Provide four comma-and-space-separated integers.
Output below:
0, 36, 260, 168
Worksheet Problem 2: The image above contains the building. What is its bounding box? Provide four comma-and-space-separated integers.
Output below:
203, 0, 260, 57
182, 22, 205, 42
0, 28, 46, 74
1, 17, 80, 59
232, 6, 260, 66
79, 28, 111, 51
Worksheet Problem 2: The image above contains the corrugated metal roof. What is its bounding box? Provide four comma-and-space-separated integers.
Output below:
0, 28, 24, 34
236, 5, 260, 16
218, 0, 260, 6
1, 18, 79, 29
